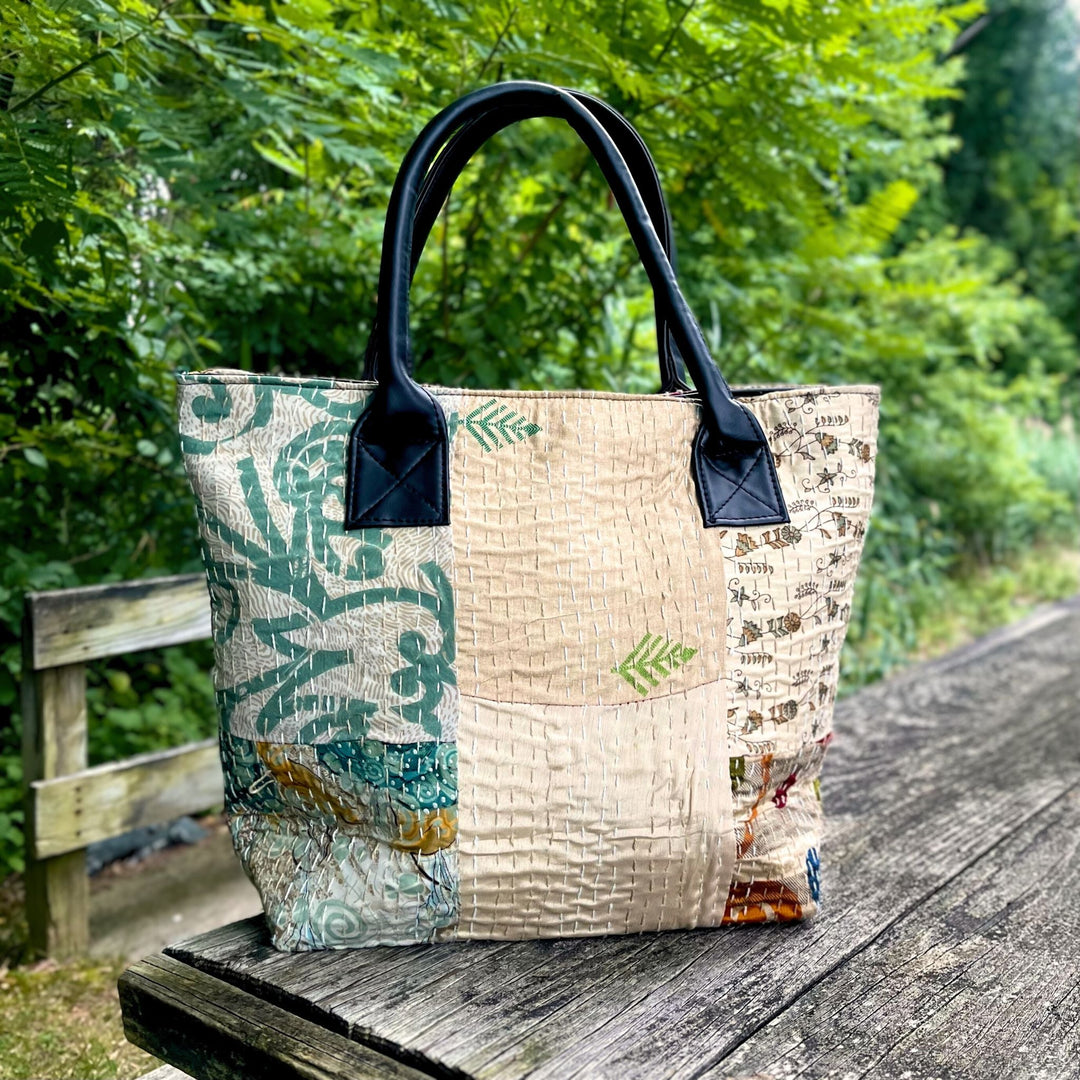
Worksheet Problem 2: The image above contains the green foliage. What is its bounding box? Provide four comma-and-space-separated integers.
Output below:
845, 542, 1080, 688
86, 645, 217, 765
937, 0, 1080, 337
1, 0, 1078, 878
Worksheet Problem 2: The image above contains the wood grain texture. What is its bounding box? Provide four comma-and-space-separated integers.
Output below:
21, 658, 87, 781
22, 657, 89, 958
30, 738, 222, 859
156, 599, 1080, 1079
28, 574, 210, 669
118, 955, 434, 1080
137, 1066, 194, 1080
703, 786, 1080, 1080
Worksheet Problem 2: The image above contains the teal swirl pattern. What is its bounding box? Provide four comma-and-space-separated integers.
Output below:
180, 372, 460, 948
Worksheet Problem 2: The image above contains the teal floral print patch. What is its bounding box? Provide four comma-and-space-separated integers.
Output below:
179, 373, 460, 947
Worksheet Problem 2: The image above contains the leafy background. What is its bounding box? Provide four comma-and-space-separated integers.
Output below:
1, 0, 1078, 882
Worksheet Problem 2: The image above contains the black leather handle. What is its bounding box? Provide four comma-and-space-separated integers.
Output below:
345, 81, 788, 531
364, 89, 690, 393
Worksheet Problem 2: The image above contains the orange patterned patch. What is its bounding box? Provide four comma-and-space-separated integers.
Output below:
255, 742, 363, 825
722, 879, 803, 923
736, 752, 774, 859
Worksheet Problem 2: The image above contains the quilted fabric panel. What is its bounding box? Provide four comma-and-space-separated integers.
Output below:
444, 390, 727, 707
720, 386, 880, 758
178, 372, 879, 949
719, 386, 879, 921
455, 684, 735, 939
180, 374, 459, 948
222, 732, 458, 947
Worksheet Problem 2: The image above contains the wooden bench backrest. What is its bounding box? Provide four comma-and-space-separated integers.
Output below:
27, 574, 211, 668
22, 574, 218, 958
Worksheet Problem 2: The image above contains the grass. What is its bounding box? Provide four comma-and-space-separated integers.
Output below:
0, 959, 159, 1080
913, 546, 1080, 659
0, 878, 159, 1080
843, 542, 1080, 687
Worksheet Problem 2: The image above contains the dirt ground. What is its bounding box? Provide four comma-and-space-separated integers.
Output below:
88, 816, 260, 960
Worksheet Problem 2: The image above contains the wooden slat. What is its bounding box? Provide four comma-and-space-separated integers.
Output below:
163, 598, 1080, 1080
119, 954, 434, 1080
22, 656, 90, 958
700, 784, 1080, 1079
30, 739, 222, 860
138, 1066, 194, 1080
28, 573, 210, 669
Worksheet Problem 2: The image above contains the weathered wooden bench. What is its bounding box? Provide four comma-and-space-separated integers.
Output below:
115, 595, 1080, 1078
21, 575, 220, 957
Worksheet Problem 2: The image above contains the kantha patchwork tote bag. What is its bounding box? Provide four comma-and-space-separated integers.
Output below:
178, 82, 880, 950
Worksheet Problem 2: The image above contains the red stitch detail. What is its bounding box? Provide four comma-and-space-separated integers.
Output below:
773, 771, 799, 809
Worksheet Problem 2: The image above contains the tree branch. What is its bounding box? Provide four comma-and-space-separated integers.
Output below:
518, 154, 591, 264
653, 0, 698, 71
9, 0, 177, 113
474, 3, 519, 82
9, 48, 116, 113
943, 13, 995, 60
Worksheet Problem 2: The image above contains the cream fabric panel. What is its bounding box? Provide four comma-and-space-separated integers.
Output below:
455, 684, 734, 938
446, 391, 732, 937
721, 387, 880, 757
446, 391, 726, 707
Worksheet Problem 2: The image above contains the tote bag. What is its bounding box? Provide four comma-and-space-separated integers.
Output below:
178, 82, 880, 950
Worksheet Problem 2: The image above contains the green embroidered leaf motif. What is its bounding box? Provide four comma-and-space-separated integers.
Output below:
448, 398, 542, 452
611, 633, 699, 697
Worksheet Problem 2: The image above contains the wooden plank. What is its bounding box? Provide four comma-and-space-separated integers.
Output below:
30, 739, 222, 860
21, 650, 88, 780
118, 954, 435, 1080
28, 573, 210, 669
702, 785, 1080, 1080
22, 649, 90, 959
168, 916, 521, 1004
167, 599, 1080, 1079
138, 1066, 194, 1080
